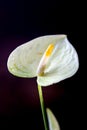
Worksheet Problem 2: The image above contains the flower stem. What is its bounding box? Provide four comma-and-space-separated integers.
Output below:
37, 84, 48, 130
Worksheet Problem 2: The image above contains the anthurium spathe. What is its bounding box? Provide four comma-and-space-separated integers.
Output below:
7, 35, 79, 86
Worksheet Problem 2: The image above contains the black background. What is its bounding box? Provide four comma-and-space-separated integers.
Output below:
0, 0, 85, 130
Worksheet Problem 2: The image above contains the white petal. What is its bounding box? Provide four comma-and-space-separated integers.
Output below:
37, 36, 79, 86
46, 108, 60, 130
7, 35, 66, 77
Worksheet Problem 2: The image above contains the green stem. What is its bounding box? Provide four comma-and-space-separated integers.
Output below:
37, 84, 48, 130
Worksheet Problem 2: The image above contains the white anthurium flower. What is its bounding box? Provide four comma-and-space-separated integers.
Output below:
7, 35, 79, 86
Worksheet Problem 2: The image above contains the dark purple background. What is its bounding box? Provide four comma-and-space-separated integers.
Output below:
0, 0, 85, 130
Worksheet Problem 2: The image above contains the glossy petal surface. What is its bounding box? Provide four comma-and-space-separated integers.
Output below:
7, 35, 79, 86
37, 36, 79, 86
